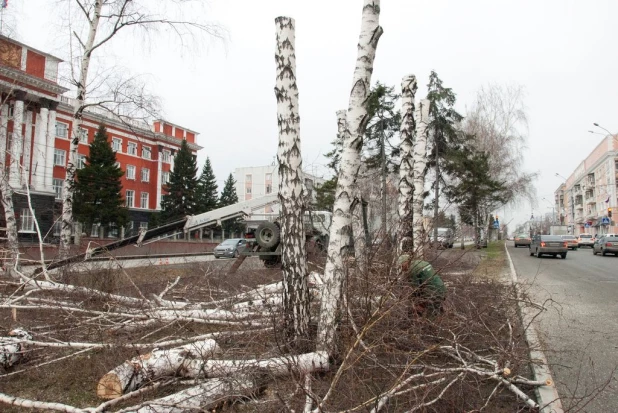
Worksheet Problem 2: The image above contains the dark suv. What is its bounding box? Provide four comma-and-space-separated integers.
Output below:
529, 235, 568, 259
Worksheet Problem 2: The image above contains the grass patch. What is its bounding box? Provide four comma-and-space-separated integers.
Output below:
473, 240, 507, 280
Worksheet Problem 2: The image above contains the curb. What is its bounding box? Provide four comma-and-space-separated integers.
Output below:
504, 244, 564, 413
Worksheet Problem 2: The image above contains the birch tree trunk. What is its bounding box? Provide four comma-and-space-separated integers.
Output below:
0, 170, 19, 277
60, 0, 103, 258
274, 16, 309, 350
412, 99, 430, 257
397, 75, 417, 257
346, 110, 367, 274
317, 0, 383, 357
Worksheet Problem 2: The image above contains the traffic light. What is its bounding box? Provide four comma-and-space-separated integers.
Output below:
609, 208, 613, 218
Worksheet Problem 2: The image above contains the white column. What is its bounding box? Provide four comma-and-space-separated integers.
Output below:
45, 103, 58, 191
32, 102, 49, 190
22, 110, 33, 186
156, 147, 163, 209
0, 104, 8, 167
9, 92, 25, 188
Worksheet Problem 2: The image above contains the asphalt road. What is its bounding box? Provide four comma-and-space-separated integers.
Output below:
507, 241, 618, 412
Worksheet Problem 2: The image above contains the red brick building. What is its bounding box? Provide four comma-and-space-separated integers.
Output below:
0, 35, 201, 240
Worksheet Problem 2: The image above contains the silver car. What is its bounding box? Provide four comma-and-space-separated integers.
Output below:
213, 238, 247, 259
529, 235, 568, 259
592, 236, 618, 256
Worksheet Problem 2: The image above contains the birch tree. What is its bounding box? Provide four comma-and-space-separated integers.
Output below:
0, 169, 19, 277
58, 0, 224, 257
412, 99, 430, 256
274, 16, 309, 350
317, 0, 383, 357
397, 75, 417, 256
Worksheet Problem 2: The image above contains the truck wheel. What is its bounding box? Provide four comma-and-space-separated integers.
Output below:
561, 252, 567, 259
256, 222, 281, 249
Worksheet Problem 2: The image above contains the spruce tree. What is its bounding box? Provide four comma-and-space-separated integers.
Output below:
195, 157, 218, 213
73, 125, 128, 232
219, 173, 242, 235
160, 139, 198, 222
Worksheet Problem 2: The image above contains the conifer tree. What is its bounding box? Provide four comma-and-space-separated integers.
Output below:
196, 157, 219, 213
160, 139, 198, 222
73, 125, 128, 233
219, 173, 242, 234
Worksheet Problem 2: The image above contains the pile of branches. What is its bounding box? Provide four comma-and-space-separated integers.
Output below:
0, 249, 550, 412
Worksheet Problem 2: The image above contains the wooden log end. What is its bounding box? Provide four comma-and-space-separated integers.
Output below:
97, 373, 122, 399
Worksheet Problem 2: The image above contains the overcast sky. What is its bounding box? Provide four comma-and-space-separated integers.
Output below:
4, 0, 618, 229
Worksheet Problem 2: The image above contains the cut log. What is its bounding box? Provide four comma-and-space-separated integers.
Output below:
97, 339, 220, 399
119, 377, 256, 413
184, 351, 329, 379
0, 329, 32, 370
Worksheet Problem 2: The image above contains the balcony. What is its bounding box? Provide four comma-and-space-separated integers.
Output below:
575, 214, 585, 224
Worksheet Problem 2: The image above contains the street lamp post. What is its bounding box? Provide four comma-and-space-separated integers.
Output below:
541, 197, 556, 224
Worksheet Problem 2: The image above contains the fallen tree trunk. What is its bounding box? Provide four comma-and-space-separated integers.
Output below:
97, 339, 220, 399
118, 377, 256, 413
0, 329, 32, 370
183, 351, 329, 379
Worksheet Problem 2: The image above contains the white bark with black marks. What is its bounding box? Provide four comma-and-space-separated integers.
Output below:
8, 95, 24, 188
0, 170, 19, 276
60, 0, 104, 258
347, 110, 368, 274
317, 0, 383, 357
397, 75, 417, 257
97, 339, 220, 399
412, 99, 430, 256
274, 16, 310, 349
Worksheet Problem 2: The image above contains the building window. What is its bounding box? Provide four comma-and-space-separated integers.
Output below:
78, 127, 88, 144
140, 192, 149, 209
139, 222, 148, 230
266, 184, 272, 194
20, 209, 35, 232
55, 122, 68, 138
112, 138, 122, 152
162, 150, 171, 163
142, 146, 151, 159
115, 161, 121, 169
77, 154, 87, 169
8, 103, 14, 117
126, 165, 136, 180
246, 174, 252, 182
141, 168, 150, 182
53, 149, 66, 166
246, 186, 252, 194
127, 141, 137, 155
126, 190, 135, 207
91, 223, 100, 237
162, 171, 170, 184
53, 221, 61, 236
108, 224, 118, 238
52, 179, 63, 200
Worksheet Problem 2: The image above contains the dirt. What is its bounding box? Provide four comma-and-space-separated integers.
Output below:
0, 250, 537, 412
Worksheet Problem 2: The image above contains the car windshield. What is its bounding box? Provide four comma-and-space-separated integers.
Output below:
579, 235, 592, 239
604, 237, 618, 241
517, 234, 528, 238
221, 239, 241, 245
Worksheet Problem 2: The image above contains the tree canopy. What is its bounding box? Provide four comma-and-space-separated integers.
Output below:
219, 173, 243, 235
160, 139, 198, 222
73, 125, 128, 231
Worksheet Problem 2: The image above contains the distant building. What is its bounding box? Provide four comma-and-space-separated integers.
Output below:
555, 135, 617, 236
234, 165, 324, 213
0, 35, 201, 240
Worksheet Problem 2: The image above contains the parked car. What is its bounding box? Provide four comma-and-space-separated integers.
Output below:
213, 238, 247, 259
592, 236, 618, 256
577, 234, 595, 248
529, 235, 568, 259
561, 235, 578, 250
514, 233, 531, 248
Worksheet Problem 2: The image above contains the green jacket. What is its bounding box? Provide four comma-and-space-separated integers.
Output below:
407, 260, 446, 301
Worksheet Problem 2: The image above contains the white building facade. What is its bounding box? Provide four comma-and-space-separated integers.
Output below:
234, 165, 325, 213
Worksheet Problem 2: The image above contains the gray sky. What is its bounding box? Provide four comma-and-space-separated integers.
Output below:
4, 0, 618, 229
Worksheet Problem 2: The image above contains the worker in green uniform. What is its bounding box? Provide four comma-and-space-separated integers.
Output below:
398, 254, 446, 315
